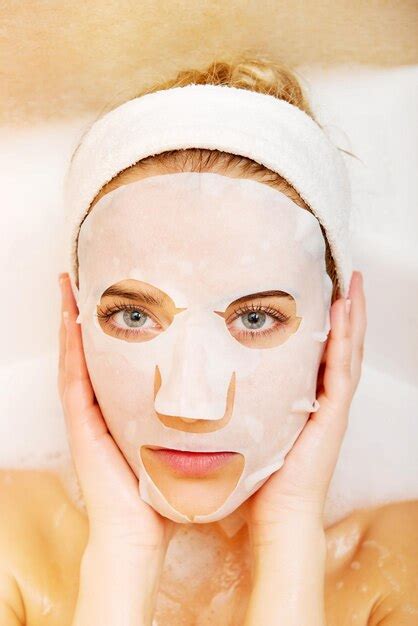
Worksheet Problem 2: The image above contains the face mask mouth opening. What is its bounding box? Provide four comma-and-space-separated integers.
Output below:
140, 445, 246, 521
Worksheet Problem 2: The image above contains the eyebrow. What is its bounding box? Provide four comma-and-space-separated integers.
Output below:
229, 290, 293, 307
101, 286, 166, 307
101, 287, 292, 309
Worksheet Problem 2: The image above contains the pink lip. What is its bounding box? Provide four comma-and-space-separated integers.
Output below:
149, 447, 237, 477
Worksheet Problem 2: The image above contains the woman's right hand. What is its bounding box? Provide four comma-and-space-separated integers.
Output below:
58, 272, 172, 626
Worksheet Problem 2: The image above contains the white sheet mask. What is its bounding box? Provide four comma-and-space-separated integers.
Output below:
76, 172, 332, 523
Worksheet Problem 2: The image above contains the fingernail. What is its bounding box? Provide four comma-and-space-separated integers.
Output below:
345, 298, 352, 316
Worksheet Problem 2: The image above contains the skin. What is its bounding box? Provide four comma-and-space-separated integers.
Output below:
0, 171, 417, 624
0, 470, 417, 625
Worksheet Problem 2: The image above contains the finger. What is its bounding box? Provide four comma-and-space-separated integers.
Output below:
260, 291, 356, 502
61, 291, 115, 485
62, 272, 78, 318
61, 277, 106, 459
61, 286, 124, 447
58, 281, 66, 399
297, 294, 353, 482
319, 295, 352, 415
58, 273, 70, 398
63, 288, 96, 422
62, 279, 90, 388
348, 271, 367, 389
295, 297, 352, 478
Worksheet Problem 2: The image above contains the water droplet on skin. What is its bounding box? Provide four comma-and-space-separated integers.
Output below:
401, 604, 418, 615
327, 528, 361, 560
41, 595, 53, 615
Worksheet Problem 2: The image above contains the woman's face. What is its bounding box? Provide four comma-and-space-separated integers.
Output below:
76, 171, 332, 523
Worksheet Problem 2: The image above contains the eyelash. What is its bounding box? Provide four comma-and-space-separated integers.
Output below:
96, 300, 161, 339
226, 303, 291, 339
227, 303, 290, 324
96, 300, 291, 340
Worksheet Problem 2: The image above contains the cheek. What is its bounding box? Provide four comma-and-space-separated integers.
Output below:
232, 341, 321, 449
84, 348, 155, 474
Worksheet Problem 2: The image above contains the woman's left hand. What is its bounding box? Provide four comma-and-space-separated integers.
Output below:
243, 270, 367, 625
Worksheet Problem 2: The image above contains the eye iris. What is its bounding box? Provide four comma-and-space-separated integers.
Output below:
242, 311, 266, 329
123, 309, 147, 328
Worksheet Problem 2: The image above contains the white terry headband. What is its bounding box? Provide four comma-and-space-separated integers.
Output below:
65, 83, 352, 296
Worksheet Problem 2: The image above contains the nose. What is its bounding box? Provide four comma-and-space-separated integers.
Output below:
153, 315, 235, 418
153, 366, 236, 433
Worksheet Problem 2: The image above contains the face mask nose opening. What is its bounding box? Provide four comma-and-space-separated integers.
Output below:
153, 365, 236, 433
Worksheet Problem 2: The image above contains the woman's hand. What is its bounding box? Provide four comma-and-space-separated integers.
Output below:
243, 270, 367, 626
58, 272, 173, 626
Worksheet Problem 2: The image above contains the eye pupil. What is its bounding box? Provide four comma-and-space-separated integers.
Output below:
242, 311, 266, 329
123, 309, 147, 327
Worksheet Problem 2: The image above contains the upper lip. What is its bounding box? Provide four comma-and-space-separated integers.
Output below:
149, 446, 235, 454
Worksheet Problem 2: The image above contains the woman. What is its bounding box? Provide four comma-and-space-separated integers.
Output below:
0, 59, 417, 626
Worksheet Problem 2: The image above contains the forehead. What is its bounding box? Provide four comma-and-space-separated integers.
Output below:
78, 172, 326, 302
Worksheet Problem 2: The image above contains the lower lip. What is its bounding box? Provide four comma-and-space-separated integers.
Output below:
149, 448, 237, 477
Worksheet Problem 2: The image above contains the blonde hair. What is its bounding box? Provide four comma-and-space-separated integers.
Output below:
82, 56, 340, 298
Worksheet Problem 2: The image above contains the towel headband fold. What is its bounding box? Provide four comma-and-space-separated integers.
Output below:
65, 83, 352, 296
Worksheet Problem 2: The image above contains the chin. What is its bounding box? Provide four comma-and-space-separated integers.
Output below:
140, 446, 245, 518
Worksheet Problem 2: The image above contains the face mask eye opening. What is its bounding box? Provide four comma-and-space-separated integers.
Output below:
96, 278, 179, 343
219, 290, 302, 350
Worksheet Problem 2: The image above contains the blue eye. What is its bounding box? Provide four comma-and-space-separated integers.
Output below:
96, 297, 165, 342
241, 311, 266, 329
122, 309, 148, 328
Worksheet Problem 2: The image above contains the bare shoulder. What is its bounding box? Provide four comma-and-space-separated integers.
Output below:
363, 500, 418, 624
0, 469, 87, 625
326, 500, 418, 625
367, 499, 418, 546
0, 468, 86, 550
363, 499, 418, 585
